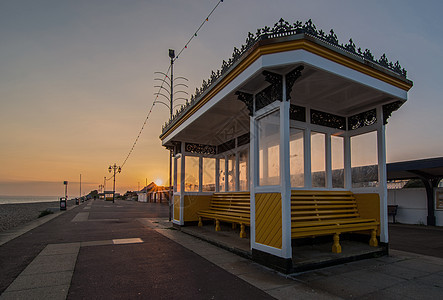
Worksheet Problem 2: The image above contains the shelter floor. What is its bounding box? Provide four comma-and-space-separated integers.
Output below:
180, 222, 385, 272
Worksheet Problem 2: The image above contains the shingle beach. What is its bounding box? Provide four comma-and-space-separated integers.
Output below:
0, 200, 75, 232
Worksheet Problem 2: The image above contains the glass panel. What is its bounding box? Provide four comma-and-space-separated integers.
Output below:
227, 154, 236, 191
311, 132, 326, 188
176, 156, 181, 193
239, 149, 249, 191
351, 131, 379, 188
290, 128, 304, 187
202, 157, 216, 192
331, 135, 344, 188
185, 156, 199, 192
258, 110, 280, 186
218, 158, 226, 192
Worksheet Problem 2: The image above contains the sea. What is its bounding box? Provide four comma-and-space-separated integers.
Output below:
0, 195, 59, 205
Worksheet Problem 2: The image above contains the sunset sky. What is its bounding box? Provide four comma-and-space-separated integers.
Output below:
1, 0, 442, 196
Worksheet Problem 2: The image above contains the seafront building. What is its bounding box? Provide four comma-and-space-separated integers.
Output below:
159, 19, 413, 272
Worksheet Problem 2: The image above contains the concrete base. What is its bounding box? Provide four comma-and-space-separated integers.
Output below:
177, 223, 387, 274
252, 249, 293, 274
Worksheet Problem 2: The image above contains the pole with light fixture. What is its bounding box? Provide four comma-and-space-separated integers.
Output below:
108, 164, 121, 203
168, 49, 174, 221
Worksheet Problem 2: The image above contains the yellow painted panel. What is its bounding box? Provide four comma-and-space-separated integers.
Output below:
354, 193, 380, 235
183, 195, 212, 222
174, 195, 180, 221
255, 193, 282, 249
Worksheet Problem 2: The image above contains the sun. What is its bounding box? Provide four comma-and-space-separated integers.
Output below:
154, 178, 163, 186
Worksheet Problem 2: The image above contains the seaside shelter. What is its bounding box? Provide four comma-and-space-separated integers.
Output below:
160, 19, 413, 272
138, 182, 170, 203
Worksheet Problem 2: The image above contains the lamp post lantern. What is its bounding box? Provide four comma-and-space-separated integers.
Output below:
108, 164, 121, 203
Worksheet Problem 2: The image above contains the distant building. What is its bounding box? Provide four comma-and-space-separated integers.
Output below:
138, 182, 170, 203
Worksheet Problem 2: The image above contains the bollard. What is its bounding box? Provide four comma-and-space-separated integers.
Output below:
60, 197, 67, 211
75, 198, 79, 205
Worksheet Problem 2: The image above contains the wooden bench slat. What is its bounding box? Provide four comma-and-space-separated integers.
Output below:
292, 213, 360, 220
291, 200, 356, 205
293, 218, 377, 227
198, 192, 251, 237
292, 208, 358, 214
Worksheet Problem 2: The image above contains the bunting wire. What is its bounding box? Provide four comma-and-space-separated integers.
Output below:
110, 0, 223, 174
174, 0, 224, 61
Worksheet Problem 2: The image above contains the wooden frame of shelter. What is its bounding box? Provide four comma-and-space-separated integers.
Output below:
160, 19, 413, 272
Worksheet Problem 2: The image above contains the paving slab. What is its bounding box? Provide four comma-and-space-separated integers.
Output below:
1, 284, 70, 300
70, 212, 89, 222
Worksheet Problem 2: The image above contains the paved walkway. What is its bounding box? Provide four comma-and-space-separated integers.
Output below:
1, 200, 443, 299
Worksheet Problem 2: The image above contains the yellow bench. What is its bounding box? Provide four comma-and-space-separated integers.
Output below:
198, 192, 250, 238
291, 191, 379, 253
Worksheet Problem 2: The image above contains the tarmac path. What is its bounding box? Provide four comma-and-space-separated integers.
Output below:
389, 223, 443, 259
2, 200, 443, 299
0, 200, 273, 299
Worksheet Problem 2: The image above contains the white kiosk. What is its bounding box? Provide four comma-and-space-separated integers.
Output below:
160, 19, 413, 272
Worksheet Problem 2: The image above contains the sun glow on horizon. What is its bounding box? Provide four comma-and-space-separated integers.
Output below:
154, 178, 163, 186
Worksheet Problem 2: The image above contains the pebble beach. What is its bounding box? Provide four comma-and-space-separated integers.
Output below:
0, 200, 75, 232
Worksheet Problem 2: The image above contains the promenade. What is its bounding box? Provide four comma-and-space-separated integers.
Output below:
1, 200, 443, 299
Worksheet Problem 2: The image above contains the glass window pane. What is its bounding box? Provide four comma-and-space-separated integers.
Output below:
331, 135, 344, 188
218, 158, 225, 192
351, 131, 378, 188
202, 157, 216, 192
258, 110, 280, 186
228, 154, 236, 191
176, 156, 181, 193
239, 149, 249, 191
185, 156, 199, 192
290, 128, 304, 188
311, 132, 326, 188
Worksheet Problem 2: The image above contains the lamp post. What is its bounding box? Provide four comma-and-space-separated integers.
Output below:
63, 181, 68, 199
154, 49, 188, 221
108, 164, 121, 203
168, 49, 174, 221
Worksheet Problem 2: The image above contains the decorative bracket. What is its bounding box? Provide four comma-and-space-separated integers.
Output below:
235, 91, 254, 116
255, 71, 283, 111
286, 65, 304, 101
383, 101, 403, 125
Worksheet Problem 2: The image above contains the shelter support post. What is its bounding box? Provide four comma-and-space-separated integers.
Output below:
409, 170, 442, 226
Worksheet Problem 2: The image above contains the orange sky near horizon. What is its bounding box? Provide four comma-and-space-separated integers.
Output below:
1, 1, 442, 197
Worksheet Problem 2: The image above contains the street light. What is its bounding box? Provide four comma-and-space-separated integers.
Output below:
108, 163, 121, 203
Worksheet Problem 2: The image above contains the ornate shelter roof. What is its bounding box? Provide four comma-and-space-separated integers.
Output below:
160, 18, 413, 141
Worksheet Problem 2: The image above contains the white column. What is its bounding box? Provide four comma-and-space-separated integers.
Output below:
249, 116, 257, 247
344, 133, 352, 190
377, 106, 388, 243
173, 156, 178, 193
180, 143, 185, 225
198, 157, 203, 193
235, 151, 240, 191
280, 99, 292, 258
215, 158, 220, 192
304, 122, 312, 188
326, 133, 332, 189
225, 156, 229, 192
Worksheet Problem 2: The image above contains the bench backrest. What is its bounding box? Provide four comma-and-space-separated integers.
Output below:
291, 191, 360, 222
210, 192, 250, 214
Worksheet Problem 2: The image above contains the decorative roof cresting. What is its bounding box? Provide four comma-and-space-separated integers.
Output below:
162, 18, 408, 134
